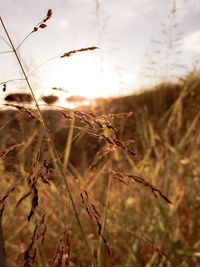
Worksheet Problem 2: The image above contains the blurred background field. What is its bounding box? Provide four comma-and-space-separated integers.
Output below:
0, 72, 200, 266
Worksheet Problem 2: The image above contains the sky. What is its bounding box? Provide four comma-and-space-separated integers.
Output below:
0, 0, 200, 107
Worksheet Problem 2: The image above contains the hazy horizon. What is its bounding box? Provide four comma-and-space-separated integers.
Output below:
1, 0, 200, 107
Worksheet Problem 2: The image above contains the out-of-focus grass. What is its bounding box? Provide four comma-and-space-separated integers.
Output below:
0, 72, 200, 266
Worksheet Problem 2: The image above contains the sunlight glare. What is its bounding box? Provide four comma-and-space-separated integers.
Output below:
44, 53, 121, 100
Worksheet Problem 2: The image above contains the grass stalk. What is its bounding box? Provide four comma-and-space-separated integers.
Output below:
0, 17, 94, 264
0, 218, 6, 267
98, 162, 112, 267
63, 111, 75, 169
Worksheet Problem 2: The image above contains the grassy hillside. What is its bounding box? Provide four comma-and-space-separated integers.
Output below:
0, 73, 200, 266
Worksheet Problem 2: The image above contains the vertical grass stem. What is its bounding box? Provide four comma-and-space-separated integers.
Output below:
0, 17, 95, 265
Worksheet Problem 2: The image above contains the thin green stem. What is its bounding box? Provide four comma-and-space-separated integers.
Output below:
0, 16, 94, 265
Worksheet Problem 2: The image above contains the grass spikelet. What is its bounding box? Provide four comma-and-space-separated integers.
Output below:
38, 160, 51, 185
51, 230, 69, 266
21, 161, 50, 221
127, 230, 171, 262
79, 189, 111, 258
62, 109, 112, 132
3, 83, 6, 92
0, 187, 15, 204
43, 160, 50, 175
0, 187, 15, 217
101, 134, 136, 156
102, 111, 133, 119
87, 145, 114, 171
111, 171, 172, 204
112, 175, 128, 185
0, 144, 22, 158
24, 225, 38, 267
60, 46, 99, 58
37, 214, 47, 245
24, 214, 47, 266
15, 9, 52, 51
65, 232, 71, 266
16, 192, 31, 208
5, 104, 38, 119
0, 204, 5, 218
28, 181, 38, 222
74, 110, 95, 129
39, 174, 50, 185
61, 111, 72, 120
33, 9, 52, 32
52, 86, 69, 93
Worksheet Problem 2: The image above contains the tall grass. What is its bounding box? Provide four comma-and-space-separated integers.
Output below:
0, 7, 199, 267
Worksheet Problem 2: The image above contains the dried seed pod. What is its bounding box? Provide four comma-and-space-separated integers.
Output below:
47, 9, 52, 18
3, 83, 6, 92
39, 23, 47, 29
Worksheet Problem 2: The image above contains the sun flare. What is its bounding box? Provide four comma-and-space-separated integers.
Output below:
42, 53, 121, 102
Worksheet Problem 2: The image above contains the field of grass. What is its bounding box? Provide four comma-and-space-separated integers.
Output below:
0, 72, 200, 266
1, 7, 200, 267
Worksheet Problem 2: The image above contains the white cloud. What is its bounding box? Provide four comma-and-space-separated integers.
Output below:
182, 30, 200, 53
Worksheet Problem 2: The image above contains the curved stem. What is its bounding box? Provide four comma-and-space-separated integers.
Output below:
0, 78, 25, 86
0, 16, 95, 265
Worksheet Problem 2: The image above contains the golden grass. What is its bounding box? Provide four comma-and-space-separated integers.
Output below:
0, 8, 200, 267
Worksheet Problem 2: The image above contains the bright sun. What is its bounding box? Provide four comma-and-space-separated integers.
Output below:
42, 53, 121, 103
